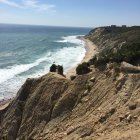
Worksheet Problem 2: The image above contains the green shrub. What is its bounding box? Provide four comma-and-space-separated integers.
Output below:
89, 55, 97, 65
50, 64, 57, 72
76, 62, 90, 75
89, 42, 140, 67
57, 65, 63, 75
50, 64, 64, 75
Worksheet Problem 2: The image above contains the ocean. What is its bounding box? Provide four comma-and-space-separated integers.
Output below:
0, 24, 91, 100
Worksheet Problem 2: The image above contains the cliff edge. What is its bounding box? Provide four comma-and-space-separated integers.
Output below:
1, 70, 140, 140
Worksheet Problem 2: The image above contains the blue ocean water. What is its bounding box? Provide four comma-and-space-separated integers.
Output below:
0, 24, 91, 100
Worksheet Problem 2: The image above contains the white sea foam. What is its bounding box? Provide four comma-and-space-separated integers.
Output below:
56, 40, 68, 43
56, 35, 85, 45
0, 35, 86, 100
0, 52, 52, 84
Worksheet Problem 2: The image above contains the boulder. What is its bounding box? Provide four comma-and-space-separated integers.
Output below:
120, 62, 140, 73
83, 90, 88, 96
90, 77, 96, 82
126, 114, 132, 122
78, 127, 93, 138
67, 126, 77, 135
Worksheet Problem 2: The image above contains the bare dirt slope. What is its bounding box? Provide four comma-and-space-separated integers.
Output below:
0, 67, 140, 140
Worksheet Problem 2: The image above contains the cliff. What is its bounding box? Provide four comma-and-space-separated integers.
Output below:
86, 26, 140, 51
0, 26, 140, 140
85, 26, 140, 67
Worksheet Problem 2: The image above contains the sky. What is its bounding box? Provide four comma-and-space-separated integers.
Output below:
0, 0, 139, 27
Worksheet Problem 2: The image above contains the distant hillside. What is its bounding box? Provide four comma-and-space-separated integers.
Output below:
86, 26, 140, 66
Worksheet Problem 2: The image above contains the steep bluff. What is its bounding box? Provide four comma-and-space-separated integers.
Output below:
0, 73, 88, 139
0, 26, 140, 140
0, 70, 140, 140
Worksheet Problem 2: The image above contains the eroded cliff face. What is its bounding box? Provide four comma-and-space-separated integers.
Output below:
0, 68, 140, 140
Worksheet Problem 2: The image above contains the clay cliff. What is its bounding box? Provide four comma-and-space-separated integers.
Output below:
0, 26, 140, 140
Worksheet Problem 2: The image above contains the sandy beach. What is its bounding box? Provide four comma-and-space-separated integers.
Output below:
66, 37, 98, 79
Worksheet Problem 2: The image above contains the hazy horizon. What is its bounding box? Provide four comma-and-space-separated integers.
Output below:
0, 0, 140, 27
0, 23, 93, 28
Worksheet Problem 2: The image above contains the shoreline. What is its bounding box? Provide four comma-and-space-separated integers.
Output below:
66, 37, 98, 79
0, 37, 98, 109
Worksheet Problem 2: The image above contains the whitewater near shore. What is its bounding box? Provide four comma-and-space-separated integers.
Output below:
0, 25, 90, 101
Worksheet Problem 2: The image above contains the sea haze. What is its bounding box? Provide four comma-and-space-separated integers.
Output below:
0, 24, 91, 100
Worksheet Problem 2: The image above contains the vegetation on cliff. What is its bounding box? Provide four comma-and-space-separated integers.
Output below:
76, 26, 140, 73
75, 26, 140, 76
50, 64, 64, 75
50, 64, 57, 72
76, 62, 90, 75
89, 42, 140, 66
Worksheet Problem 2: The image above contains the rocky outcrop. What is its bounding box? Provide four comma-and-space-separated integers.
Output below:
120, 61, 140, 73
0, 73, 88, 139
